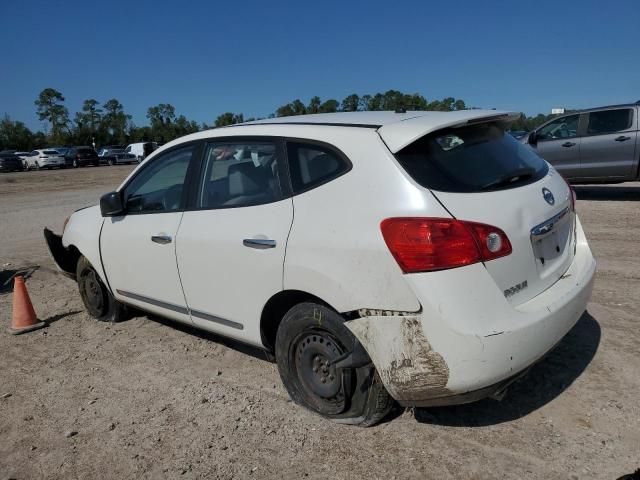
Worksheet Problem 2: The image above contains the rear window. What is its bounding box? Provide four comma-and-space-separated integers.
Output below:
43, 150, 59, 155
78, 148, 96, 154
395, 123, 549, 193
286, 142, 351, 194
587, 109, 632, 135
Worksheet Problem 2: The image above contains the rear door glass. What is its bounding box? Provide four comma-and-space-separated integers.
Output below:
587, 109, 632, 135
395, 123, 549, 193
286, 142, 350, 194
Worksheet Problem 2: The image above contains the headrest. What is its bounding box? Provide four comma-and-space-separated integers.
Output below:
228, 162, 268, 196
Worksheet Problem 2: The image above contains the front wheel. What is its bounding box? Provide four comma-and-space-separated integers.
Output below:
275, 303, 394, 427
76, 256, 128, 322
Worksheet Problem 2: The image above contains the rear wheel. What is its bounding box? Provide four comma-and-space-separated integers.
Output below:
72, 159, 79, 168
108, 159, 114, 166
275, 303, 394, 427
76, 256, 128, 322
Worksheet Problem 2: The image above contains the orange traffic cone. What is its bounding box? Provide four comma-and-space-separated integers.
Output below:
10, 276, 46, 335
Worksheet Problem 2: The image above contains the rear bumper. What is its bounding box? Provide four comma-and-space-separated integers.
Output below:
346, 216, 596, 406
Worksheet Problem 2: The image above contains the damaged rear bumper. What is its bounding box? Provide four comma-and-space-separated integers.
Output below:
43, 228, 77, 280
345, 217, 596, 407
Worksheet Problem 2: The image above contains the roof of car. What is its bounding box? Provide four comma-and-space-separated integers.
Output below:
241, 110, 506, 128
241, 110, 520, 152
575, 102, 640, 112
149, 109, 519, 159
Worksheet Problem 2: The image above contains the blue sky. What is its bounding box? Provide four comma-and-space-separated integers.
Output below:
2, 0, 639, 131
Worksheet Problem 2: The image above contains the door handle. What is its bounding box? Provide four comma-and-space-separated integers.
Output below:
243, 238, 276, 249
615, 135, 631, 142
151, 235, 172, 244
561, 142, 576, 148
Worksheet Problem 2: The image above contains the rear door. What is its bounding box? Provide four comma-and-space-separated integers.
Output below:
392, 123, 575, 306
175, 138, 293, 345
578, 107, 637, 180
532, 113, 582, 179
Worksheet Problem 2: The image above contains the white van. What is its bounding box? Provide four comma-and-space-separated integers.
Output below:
123, 142, 158, 161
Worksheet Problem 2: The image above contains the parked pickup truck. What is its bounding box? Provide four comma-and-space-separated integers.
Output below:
523, 102, 640, 183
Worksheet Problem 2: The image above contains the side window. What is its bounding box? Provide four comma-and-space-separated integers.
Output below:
124, 146, 131, 153
197, 141, 282, 209
537, 114, 580, 140
587, 109, 632, 135
286, 142, 350, 193
123, 145, 194, 214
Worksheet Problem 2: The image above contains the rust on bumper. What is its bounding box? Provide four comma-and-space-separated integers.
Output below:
43, 228, 77, 280
346, 315, 450, 403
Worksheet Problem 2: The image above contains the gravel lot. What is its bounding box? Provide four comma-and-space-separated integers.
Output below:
1, 167, 639, 479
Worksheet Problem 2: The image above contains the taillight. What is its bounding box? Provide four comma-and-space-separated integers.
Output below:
561, 175, 576, 211
380, 218, 512, 273
76, 154, 80, 160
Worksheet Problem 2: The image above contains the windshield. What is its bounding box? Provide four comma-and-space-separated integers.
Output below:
395, 123, 548, 193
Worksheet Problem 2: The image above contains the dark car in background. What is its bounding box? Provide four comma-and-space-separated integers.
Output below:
99, 148, 138, 165
97, 145, 125, 157
65, 147, 100, 168
0, 151, 25, 172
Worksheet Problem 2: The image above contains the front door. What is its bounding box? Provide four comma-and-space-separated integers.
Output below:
100, 144, 199, 324
579, 107, 638, 180
532, 113, 582, 179
176, 139, 293, 345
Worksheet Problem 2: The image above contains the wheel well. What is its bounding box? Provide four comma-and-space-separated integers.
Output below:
260, 290, 334, 352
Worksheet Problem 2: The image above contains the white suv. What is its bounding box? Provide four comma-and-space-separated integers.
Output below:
45, 110, 596, 426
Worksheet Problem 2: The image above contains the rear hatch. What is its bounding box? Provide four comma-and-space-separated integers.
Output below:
390, 120, 575, 306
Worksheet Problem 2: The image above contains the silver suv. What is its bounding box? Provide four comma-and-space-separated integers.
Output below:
524, 102, 640, 183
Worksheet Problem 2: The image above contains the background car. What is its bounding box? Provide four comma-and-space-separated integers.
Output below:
97, 145, 126, 157
24, 149, 66, 170
64, 147, 100, 168
100, 148, 138, 165
12, 151, 31, 169
522, 102, 640, 183
0, 151, 25, 172
124, 142, 157, 161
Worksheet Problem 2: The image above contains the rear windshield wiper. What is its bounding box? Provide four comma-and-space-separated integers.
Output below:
481, 167, 536, 191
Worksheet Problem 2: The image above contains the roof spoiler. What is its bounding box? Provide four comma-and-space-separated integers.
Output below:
378, 110, 521, 153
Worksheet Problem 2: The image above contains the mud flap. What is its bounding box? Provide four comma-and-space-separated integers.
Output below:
43, 228, 77, 280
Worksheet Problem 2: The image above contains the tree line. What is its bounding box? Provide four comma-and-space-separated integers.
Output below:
0, 88, 556, 151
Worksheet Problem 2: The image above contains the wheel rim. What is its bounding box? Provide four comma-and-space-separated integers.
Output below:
80, 269, 106, 317
293, 329, 348, 414
73, 160, 78, 168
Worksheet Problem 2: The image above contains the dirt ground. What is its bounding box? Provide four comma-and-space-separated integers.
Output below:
1, 166, 639, 479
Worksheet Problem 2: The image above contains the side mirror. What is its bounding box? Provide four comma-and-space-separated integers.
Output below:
100, 191, 125, 217
528, 131, 538, 145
